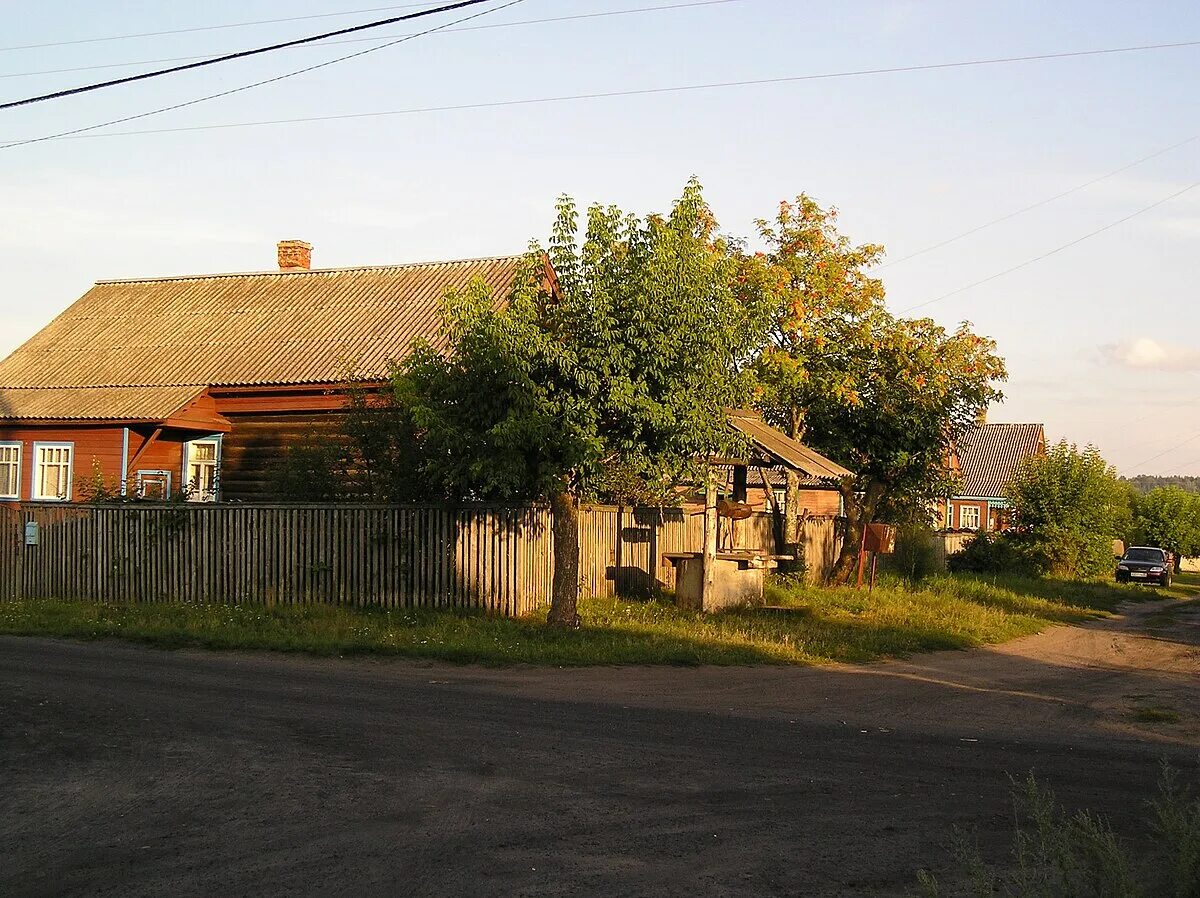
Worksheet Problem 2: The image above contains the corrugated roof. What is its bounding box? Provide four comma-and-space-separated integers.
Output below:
726, 410, 852, 480
0, 385, 207, 421
0, 256, 526, 389
956, 423, 1046, 498
714, 464, 838, 491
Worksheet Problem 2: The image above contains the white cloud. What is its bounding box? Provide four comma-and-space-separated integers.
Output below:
1102, 337, 1200, 371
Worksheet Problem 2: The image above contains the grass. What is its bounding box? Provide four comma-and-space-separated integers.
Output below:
1132, 706, 1182, 724
2, 571, 1190, 667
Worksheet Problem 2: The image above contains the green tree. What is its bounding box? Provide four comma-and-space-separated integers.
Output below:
397, 180, 761, 626
746, 195, 1005, 582
800, 313, 1007, 581
1006, 441, 1131, 577
1133, 487, 1200, 571
749, 196, 885, 561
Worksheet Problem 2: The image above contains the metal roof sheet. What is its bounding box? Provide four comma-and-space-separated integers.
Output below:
955, 423, 1046, 499
726, 410, 853, 480
0, 256, 526, 389
0, 385, 207, 421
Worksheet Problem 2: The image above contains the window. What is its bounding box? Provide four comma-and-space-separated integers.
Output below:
959, 505, 981, 530
0, 443, 20, 499
136, 470, 172, 501
32, 443, 73, 501
184, 437, 221, 502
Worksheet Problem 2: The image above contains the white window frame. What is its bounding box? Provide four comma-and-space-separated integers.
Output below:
135, 470, 173, 501
0, 442, 21, 500
182, 435, 222, 503
31, 441, 74, 502
959, 505, 981, 531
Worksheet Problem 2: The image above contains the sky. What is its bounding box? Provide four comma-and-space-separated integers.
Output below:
1, 0, 1198, 475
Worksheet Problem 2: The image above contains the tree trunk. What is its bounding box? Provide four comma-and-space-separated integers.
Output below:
547, 488, 582, 628
830, 479, 886, 585
782, 409, 804, 573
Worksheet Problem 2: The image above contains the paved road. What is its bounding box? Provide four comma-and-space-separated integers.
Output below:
2, 602, 1197, 897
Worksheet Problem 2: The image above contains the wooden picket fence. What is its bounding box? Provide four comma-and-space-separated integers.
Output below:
0, 503, 840, 614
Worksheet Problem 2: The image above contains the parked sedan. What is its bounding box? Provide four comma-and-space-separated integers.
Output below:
1115, 546, 1173, 587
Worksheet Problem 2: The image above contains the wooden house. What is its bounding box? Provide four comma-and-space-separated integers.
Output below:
942, 422, 1046, 531
0, 241, 526, 505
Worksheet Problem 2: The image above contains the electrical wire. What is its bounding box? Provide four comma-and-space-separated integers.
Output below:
0, 0, 527, 150
6, 38, 1198, 148
877, 131, 1200, 271
0, 3, 442, 53
1125, 429, 1200, 474
1, 0, 506, 111
0, 1, 746, 82
898, 176, 1200, 314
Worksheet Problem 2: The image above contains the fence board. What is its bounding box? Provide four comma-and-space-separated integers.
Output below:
1, 502, 840, 613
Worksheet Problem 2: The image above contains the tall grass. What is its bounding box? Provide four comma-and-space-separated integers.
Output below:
917, 763, 1200, 897
0, 571, 1178, 667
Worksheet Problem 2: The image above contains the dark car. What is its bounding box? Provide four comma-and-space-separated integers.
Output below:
1115, 546, 1172, 586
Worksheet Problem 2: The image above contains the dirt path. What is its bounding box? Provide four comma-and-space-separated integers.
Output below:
1, 597, 1197, 897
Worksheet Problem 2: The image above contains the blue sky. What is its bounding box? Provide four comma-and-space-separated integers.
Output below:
2, 0, 1198, 474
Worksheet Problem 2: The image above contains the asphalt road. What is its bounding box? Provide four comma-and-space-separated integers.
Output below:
2, 605, 1197, 897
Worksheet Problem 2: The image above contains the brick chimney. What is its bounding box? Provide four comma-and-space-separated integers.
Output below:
277, 239, 312, 271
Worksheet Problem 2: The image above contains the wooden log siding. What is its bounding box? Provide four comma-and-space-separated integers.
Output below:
0, 504, 839, 612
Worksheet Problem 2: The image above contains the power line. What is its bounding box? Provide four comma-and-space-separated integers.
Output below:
1125, 430, 1200, 474
6, 38, 1199, 148
0, 1, 746, 82
1, 0, 507, 111
0, 3, 441, 53
898, 176, 1200, 314
0, 0, 527, 150
878, 131, 1200, 271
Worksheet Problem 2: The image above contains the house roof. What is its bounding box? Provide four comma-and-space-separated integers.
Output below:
0, 384, 209, 422
725, 410, 852, 481
955, 423, 1046, 499
0, 256, 526, 392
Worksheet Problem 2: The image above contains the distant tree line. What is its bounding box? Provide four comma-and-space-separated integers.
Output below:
1123, 474, 1200, 495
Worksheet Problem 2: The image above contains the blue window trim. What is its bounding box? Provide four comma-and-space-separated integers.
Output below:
0, 441, 21, 500
31, 441, 74, 502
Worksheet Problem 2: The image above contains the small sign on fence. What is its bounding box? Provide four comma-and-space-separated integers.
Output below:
24, 521, 38, 547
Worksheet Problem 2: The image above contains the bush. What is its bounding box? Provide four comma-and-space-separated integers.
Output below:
948, 531, 1043, 577
890, 524, 940, 582
948, 526, 1120, 580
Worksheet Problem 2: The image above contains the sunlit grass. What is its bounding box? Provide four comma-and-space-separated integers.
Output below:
0, 572, 1190, 667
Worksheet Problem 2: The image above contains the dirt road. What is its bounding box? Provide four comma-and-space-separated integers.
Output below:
2, 598, 1197, 897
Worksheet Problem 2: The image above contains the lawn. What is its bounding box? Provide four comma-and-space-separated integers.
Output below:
0, 572, 1192, 667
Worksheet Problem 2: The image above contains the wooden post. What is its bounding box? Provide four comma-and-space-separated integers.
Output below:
856, 521, 868, 588
702, 469, 718, 611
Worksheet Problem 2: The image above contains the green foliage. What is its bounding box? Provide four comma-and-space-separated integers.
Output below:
1133, 487, 1200, 562
1006, 442, 1132, 578
890, 524, 941, 582
948, 531, 1044, 577
919, 764, 1200, 897
396, 179, 762, 505
270, 378, 429, 503
270, 436, 344, 502
75, 458, 125, 504
744, 194, 1007, 579
1124, 474, 1200, 495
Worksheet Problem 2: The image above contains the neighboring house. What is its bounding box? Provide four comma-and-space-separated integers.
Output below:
0, 241, 528, 505
942, 422, 1046, 531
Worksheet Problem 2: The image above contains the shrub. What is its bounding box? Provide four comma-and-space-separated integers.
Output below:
948, 531, 1043, 577
890, 524, 940, 582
